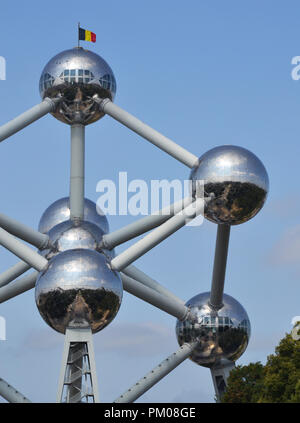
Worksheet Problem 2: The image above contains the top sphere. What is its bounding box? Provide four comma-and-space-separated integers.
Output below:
39, 47, 116, 125
190, 145, 269, 225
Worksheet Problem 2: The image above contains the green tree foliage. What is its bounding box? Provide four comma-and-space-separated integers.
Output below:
221, 362, 265, 403
221, 329, 300, 403
259, 333, 300, 403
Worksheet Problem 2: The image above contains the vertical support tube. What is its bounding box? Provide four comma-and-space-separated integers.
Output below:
70, 124, 85, 221
209, 224, 231, 310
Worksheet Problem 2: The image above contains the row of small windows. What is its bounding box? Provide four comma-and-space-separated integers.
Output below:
40, 69, 116, 93
198, 316, 234, 327
180, 316, 249, 330
59, 69, 95, 84
63, 69, 93, 76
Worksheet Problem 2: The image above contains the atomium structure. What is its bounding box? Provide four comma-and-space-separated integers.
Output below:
0, 46, 269, 403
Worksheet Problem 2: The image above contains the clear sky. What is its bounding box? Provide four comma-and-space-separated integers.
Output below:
0, 0, 300, 403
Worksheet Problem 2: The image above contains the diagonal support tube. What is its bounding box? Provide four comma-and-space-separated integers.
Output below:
0, 261, 31, 288
121, 273, 189, 320
0, 213, 49, 249
0, 97, 61, 143
70, 124, 85, 221
0, 228, 48, 272
0, 378, 31, 403
122, 265, 185, 305
98, 99, 198, 168
0, 271, 38, 304
209, 224, 231, 310
102, 196, 193, 249
110, 199, 203, 271
114, 342, 198, 403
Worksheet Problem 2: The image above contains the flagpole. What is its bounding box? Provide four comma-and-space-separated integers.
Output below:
78, 22, 80, 48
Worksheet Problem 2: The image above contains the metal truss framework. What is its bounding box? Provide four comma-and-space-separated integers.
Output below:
0, 96, 233, 403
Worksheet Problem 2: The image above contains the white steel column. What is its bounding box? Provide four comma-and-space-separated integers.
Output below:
209, 224, 231, 310
210, 359, 235, 402
57, 327, 99, 403
70, 124, 85, 222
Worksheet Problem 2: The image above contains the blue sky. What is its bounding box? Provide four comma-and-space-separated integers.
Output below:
0, 0, 300, 402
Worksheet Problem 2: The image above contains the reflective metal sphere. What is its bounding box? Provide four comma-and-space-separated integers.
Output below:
39, 47, 116, 125
190, 145, 269, 225
38, 197, 109, 235
35, 249, 122, 334
39, 220, 114, 261
176, 292, 251, 368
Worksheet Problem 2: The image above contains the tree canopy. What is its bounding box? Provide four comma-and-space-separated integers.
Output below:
221, 326, 300, 403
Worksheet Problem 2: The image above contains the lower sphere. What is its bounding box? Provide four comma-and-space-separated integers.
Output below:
35, 249, 122, 334
176, 292, 251, 368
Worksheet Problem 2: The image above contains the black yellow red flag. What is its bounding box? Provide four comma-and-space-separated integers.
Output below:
79, 27, 96, 43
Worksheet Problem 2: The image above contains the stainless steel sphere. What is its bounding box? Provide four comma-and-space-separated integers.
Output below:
35, 249, 122, 334
39, 220, 115, 261
38, 197, 109, 235
176, 292, 251, 368
190, 145, 269, 225
39, 47, 116, 125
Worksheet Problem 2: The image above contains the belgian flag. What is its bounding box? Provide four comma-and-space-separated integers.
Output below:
79, 27, 96, 43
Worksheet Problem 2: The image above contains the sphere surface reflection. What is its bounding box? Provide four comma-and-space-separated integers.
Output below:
176, 292, 251, 368
40, 47, 116, 125
190, 145, 269, 225
39, 220, 114, 261
35, 249, 122, 334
